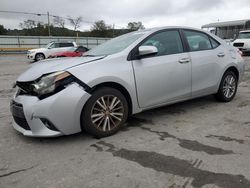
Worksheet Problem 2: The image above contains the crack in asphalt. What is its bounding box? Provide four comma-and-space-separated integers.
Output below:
206, 135, 245, 144
0, 73, 15, 77
0, 114, 11, 119
0, 89, 15, 94
120, 117, 234, 155
121, 117, 154, 132
140, 127, 234, 155
238, 101, 250, 108
90, 144, 103, 152
92, 141, 250, 188
0, 165, 36, 178
243, 122, 250, 125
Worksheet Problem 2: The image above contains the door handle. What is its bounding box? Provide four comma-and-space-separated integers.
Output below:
217, 52, 225, 57
179, 58, 190, 64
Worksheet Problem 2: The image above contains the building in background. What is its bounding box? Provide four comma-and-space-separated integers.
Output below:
202, 19, 250, 39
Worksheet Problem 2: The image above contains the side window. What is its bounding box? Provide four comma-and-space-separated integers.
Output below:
210, 37, 220, 49
49, 42, 60, 48
59, 43, 74, 47
141, 30, 184, 56
50, 42, 59, 48
184, 30, 212, 51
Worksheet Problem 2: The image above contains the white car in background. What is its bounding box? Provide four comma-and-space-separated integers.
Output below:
27, 41, 77, 61
232, 30, 250, 54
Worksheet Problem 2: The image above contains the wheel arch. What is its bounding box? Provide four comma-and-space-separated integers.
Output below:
89, 82, 133, 116
224, 66, 239, 80
215, 65, 240, 93
35, 52, 45, 59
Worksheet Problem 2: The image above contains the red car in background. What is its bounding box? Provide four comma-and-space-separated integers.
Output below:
49, 46, 89, 58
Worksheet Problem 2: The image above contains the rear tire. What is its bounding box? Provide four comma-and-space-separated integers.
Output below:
215, 71, 238, 102
81, 87, 128, 138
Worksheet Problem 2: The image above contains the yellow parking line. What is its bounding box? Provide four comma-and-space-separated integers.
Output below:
0, 48, 32, 51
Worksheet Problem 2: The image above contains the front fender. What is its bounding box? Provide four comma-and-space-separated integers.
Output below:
67, 59, 142, 114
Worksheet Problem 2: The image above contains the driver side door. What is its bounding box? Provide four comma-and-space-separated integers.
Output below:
47, 42, 60, 56
132, 29, 192, 108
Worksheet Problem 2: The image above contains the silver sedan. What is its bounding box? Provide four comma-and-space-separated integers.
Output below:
10, 27, 245, 138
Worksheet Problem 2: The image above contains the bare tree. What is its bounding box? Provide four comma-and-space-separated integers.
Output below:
19, 19, 36, 29
127, 21, 145, 31
68, 16, 83, 31
53, 16, 65, 28
91, 20, 111, 31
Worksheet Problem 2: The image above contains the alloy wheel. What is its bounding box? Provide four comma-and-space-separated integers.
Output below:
91, 95, 124, 132
36, 54, 45, 61
222, 74, 236, 99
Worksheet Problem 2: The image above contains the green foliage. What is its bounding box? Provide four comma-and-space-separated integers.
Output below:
0, 25, 7, 35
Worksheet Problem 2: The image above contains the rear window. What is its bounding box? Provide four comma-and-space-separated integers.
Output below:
184, 30, 212, 51
59, 43, 74, 47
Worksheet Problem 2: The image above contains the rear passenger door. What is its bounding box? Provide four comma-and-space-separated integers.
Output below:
58, 42, 74, 53
182, 29, 225, 97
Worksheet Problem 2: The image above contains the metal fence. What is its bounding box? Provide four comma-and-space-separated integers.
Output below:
0, 35, 110, 53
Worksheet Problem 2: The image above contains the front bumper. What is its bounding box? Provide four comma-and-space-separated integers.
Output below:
27, 53, 35, 60
10, 83, 91, 137
27, 54, 35, 60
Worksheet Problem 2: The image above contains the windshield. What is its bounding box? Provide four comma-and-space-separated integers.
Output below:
238, 32, 250, 39
87, 32, 145, 56
46, 42, 53, 48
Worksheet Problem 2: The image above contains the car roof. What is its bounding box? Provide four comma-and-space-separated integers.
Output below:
57, 41, 75, 43
138, 26, 208, 34
240, 30, 250, 33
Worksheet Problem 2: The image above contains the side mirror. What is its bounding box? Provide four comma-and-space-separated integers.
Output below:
138, 46, 158, 57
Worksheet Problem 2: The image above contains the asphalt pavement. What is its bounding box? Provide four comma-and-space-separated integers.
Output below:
0, 54, 250, 188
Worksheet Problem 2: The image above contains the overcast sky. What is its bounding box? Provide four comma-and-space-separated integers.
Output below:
1, 0, 250, 31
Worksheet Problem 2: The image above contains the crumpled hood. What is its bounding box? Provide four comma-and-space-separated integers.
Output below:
29, 48, 47, 53
17, 56, 105, 82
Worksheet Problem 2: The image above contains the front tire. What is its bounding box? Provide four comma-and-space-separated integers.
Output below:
35, 53, 45, 61
81, 87, 128, 138
215, 71, 238, 102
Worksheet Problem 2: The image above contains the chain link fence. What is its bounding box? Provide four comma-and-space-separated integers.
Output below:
0, 35, 110, 53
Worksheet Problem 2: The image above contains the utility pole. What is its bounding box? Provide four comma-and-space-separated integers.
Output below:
47, 12, 51, 36
112, 24, 115, 38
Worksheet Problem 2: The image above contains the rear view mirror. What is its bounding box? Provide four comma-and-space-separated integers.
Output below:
138, 46, 158, 57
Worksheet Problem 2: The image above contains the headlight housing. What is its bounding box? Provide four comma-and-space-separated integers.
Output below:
32, 71, 74, 98
15, 71, 90, 100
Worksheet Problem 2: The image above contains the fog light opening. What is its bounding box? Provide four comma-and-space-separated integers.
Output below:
40, 118, 59, 131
